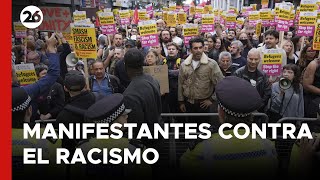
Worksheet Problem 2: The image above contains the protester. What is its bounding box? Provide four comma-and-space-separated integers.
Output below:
145, 49, 161, 66
238, 32, 253, 58
218, 51, 238, 76
230, 40, 247, 68
281, 40, 297, 64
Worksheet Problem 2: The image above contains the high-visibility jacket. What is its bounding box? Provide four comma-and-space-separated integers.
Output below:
12, 128, 65, 179
180, 129, 278, 177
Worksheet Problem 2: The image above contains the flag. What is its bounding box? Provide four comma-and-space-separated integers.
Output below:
133, 7, 139, 24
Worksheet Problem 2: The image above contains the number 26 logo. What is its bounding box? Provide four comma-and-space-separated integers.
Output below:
20, 6, 43, 29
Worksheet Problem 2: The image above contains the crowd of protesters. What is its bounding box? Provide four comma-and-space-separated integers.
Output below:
11, 3, 320, 179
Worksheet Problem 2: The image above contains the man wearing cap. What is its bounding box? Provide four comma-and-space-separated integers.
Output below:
70, 94, 151, 178
12, 88, 64, 179
180, 76, 278, 178
55, 70, 98, 160
234, 48, 271, 112
178, 37, 224, 124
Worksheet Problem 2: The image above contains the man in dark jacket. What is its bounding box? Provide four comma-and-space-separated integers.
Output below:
55, 70, 97, 158
122, 48, 164, 174
234, 48, 271, 112
56, 32, 71, 80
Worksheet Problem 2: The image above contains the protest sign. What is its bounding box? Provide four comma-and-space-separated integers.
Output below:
14, 63, 37, 86
183, 5, 190, 13
13, 22, 27, 38
167, 12, 177, 27
204, 5, 213, 14
73, 11, 86, 22
81, 0, 95, 8
261, 0, 269, 9
71, 23, 97, 59
249, 11, 260, 26
178, 12, 187, 24
62, 32, 74, 45
262, 49, 283, 76
256, 20, 262, 36
300, 0, 318, 12
195, 6, 204, 14
226, 13, 237, 29
201, 14, 214, 32
138, 20, 159, 47
260, 9, 272, 20
313, 19, 320, 50
146, 4, 153, 19
276, 17, 290, 31
189, 6, 195, 15
183, 24, 198, 45
169, 2, 176, 11
138, 10, 149, 21
119, 10, 130, 25
297, 11, 317, 36
163, 11, 168, 22
38, 7, 72, 33
278, 4, 291, 21
143, 65, 169, 94
98, 12, 116, 35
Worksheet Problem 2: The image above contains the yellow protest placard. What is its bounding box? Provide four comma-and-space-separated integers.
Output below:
62, 32, 74, 45
130, 10, 133, 17
169, 2, 176, 11
139, 10, 148, 21
13, 22, 27, 38
256, 21, 262, 36
196, 6, 204, 14
275, 3, 280, 15
178, 13, 187, 24
214, 9, 219, 16
71, 27, 97, 59
279, 4, 291, 20
119, 10, 130, 19
202, 15, 214, 24
313, 20, 320, 50
163, 11, 168, 22
113, 8, 119, 15
98, 12, 115, 25
14, 63, 37, 86
237, 19, 244, 26
299, 14, 317, 25
189, 6, 195, 15
261, 0, 269, 8
249, 11, 260, 21
300, 3, 317, 12
226, 15, 236, 23
166, 13, 177, 27
260, 10, 271, 20
73, 11, 86, 22
317, 10, 320, 20
251, 4, 257, 10
183, 27, 198, 36
163, 7, 169, 11
138, 24, 157, 36
263, 53, 283, 65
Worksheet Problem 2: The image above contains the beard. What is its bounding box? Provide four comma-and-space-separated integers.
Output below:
162, 37, 172, 43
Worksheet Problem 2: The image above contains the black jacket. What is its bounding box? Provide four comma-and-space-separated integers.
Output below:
59, 43, 71, 79
234, 66, 271, 112
89, 74, 125, 94
123, 74, 162, 145
55, 91, 96, 155
114, 60, 131, 88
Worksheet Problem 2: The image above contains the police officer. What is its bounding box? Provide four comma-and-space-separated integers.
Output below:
180, 76, 278, 178
12, 87, 64, 179
71, 93, 151, 179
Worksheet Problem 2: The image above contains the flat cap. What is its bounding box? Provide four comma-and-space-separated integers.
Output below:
64, 70, 86, 92
216, 76, 262, 117
85, 93, 131, 123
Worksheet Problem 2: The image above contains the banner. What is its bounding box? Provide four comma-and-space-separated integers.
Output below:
143, 65, 169, 94
73, 11, 87, 22
178, 12, 187, 24
167, 12, 177, 27
276, 17, 290, 31
13, 22, 27, 38
226, 13, 237, 29
300, 0, 318, 12
201, 14, 214, 32
183, 24, 198, 45
138, 20, 159, 47
313, 20, 320, 50
71, 24, 97, 59
297, 11, 317, 36
38, 7, 72, 33
98, 12, 116, 35
14, 63, 37, 86
262, 49, 283, 76
119, 10, 130, 25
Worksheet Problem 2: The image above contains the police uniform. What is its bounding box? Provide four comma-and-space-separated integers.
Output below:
12, 87, 64, 179
70, 94, 151, 179
180, 76, 278, 178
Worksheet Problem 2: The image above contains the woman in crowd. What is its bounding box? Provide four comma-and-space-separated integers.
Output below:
281, 40, 297, 64
218, 51, 238, 76
145, 49, 161, 66
292, 36, 304, 60
210, 36, 226, 61
268, 64, 304, 122
297, 44, 319, 74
